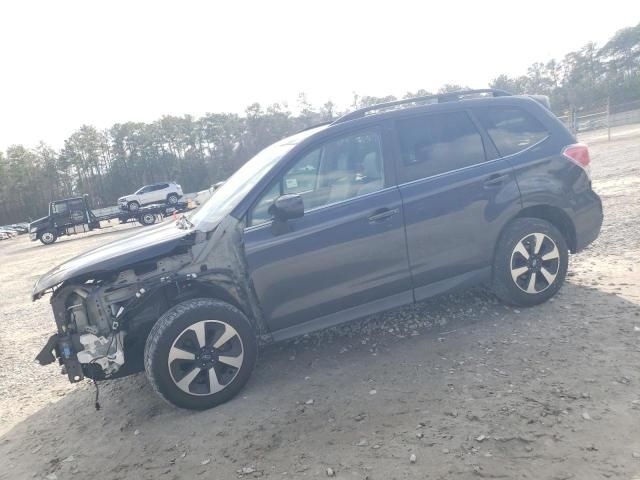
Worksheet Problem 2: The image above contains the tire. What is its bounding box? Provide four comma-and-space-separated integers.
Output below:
492, 218, 568, 307
127, 201, 140, 212
144, 298, 257, 410
138, 213, 156, 226
167, 193, 179, 205
39, 230, 58, 245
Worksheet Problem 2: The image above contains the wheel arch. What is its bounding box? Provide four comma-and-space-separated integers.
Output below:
125, 279, 259, 354
512, 205, 577, 252
172, 281, 244, 313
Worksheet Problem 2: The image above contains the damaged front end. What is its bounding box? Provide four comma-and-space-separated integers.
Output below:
34, 223, 197, 383
34, 215, 268, 385
35, 253, 191, 382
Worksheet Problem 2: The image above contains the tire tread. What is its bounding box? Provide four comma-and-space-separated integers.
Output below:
492, 217, 568, 307
144, 298, 256, 409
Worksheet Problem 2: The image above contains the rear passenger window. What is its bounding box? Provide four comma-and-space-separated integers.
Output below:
396, 111, 486, 183
475, 107, 549, 157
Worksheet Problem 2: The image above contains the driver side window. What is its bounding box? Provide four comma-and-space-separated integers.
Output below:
249, 130, 384, 226
52, 202, 68, 215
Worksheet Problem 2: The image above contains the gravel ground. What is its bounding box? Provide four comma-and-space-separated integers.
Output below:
0, 127, 639, 480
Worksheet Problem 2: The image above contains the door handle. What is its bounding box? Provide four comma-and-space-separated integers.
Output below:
483, 173, 509, 188
368, 207, 399, 222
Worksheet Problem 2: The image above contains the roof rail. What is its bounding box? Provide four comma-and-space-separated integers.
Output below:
332, 89, 512, 124
296, 120, 334, 133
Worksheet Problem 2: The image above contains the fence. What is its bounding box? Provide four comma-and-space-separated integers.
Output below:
557, 99, 640, 140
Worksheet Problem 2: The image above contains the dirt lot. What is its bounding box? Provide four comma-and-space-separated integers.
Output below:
1, 127, 639, 480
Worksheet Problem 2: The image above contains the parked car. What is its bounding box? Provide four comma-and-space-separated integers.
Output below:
118, 182, 183, 211
0, 227, 18, 238
34, 89, 602, 410
7, 223, 28, 234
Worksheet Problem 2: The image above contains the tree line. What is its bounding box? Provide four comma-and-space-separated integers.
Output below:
1, 22, 638, 225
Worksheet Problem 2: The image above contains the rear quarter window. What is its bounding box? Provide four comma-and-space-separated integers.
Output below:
474, 106, 549, 157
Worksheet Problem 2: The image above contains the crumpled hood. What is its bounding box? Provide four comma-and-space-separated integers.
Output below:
32, 222, 195, 300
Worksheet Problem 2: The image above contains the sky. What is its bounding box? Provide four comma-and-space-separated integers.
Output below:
1, 0, 639, 151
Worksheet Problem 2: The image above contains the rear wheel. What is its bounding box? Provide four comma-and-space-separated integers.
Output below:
39, 230, 57, 245
127, 201, 140, 212
144, 298, 257, 410
492, 218, 568, 307
138, 213, 156, 226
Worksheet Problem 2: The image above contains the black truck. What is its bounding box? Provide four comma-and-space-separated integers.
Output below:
29, 195, 188, 245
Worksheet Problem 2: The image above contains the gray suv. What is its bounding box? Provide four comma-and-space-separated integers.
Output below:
34, 90, 602, 409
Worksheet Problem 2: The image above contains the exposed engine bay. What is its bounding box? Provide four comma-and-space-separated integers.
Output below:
36, 252, 192, 382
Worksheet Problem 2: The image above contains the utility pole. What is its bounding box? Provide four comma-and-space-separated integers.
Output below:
570, 106, 577, 136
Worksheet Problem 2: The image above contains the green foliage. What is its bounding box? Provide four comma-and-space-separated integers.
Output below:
2, 23, 639, 224
490, 22, 640, 112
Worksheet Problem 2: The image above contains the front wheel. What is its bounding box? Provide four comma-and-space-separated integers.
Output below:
39, 230, 58, 245
144, 298, 257, 410
492, 218, 568, 307
167, 193, 179, 205
127, 201, 140, 212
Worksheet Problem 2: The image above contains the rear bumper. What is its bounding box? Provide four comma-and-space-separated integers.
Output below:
573, 191, 603, 252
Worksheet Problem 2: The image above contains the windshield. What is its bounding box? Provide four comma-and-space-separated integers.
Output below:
190, 126, 327, 230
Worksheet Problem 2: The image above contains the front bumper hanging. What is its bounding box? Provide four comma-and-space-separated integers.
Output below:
35, 332, 85, 383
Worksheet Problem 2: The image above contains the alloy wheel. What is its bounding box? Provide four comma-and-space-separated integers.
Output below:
510, 232, 560, 294
168, 320, 244, 396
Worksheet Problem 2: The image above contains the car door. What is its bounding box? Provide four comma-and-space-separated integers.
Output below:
146, 184, 161, 204
154, 183, 169, 203
243, 126, 412, 337
50, 201, 70, 227
394, 110, 522, 300
135, 185, 150, 205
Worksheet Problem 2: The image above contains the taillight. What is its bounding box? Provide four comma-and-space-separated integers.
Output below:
562, 143, 591, 178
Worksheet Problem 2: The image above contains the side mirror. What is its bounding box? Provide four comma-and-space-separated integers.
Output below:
269, 194, 304, 222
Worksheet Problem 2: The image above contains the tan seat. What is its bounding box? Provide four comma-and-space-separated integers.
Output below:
357, 151, 384, 196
